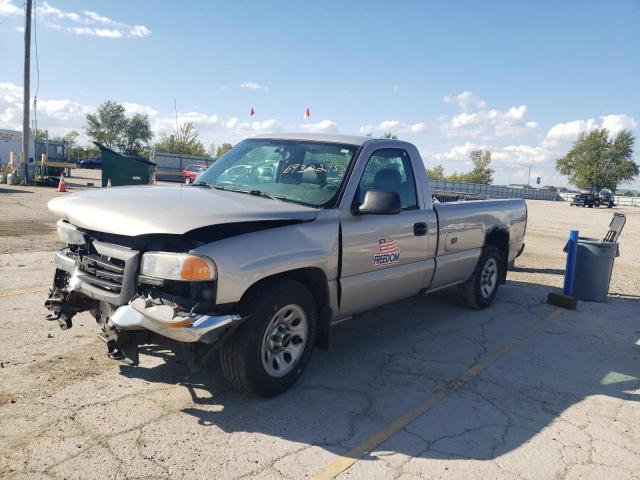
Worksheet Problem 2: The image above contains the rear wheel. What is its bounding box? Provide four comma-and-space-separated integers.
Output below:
459, 246, 502, 309
220, 279, 317, 397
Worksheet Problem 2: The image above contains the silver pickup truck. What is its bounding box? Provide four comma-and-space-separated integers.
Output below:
46, 134, 526, 396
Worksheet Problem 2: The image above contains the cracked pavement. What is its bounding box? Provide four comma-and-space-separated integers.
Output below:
1, 181, 639, 479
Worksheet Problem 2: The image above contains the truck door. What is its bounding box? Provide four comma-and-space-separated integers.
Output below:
338, 147, 434, 317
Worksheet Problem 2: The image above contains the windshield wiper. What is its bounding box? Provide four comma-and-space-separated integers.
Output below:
192, 181, 211, 189
218, 187, 286, 201
248, 189, 286, 201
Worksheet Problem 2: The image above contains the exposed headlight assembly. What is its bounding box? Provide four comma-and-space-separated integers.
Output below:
141, 252, 217, 281
56, 220, 85, 245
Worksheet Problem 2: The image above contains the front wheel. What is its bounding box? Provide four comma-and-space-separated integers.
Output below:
459, 246, 502, 309
220, 279, 317, 397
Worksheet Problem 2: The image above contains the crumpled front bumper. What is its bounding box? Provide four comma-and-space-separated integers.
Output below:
111, 296, 244, 344
53, 249, 243, 343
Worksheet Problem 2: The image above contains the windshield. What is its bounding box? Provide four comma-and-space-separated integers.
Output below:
195, 139, 358, 207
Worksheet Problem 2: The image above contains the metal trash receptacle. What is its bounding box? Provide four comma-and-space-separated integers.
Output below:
572, 238, 618, 302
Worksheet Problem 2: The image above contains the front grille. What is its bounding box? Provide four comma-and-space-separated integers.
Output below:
74, 238, 139, 304
80, 254, 126, 293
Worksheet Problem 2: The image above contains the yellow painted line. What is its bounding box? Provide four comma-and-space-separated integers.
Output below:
311, 307, 566, 480
0, 286, 48, 298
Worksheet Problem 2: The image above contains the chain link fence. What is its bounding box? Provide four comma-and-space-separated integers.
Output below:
430, 180, 559, 201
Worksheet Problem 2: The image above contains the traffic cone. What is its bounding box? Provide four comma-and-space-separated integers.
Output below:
57, 173, 67, 192
106, 177, 112, 188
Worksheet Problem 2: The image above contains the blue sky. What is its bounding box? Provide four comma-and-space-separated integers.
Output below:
1, 0, 639, 188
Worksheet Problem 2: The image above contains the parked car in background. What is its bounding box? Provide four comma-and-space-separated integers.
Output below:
182, 163, 208, 183
598, 189, 615, 208
79, 158, 102, 169
570, 189, 598, 207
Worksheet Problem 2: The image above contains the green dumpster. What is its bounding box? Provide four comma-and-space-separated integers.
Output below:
96, 143, 156, 187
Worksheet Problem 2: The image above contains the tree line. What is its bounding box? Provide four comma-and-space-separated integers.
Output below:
45, 100, 234, 161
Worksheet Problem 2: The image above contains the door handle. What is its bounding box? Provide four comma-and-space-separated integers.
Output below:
413, 222, 428, 236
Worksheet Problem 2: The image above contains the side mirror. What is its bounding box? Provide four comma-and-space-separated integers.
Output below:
356, 190, 402, 215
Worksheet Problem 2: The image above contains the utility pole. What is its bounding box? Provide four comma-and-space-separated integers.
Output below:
21, 0, 33, 169
527, 164, 531, 186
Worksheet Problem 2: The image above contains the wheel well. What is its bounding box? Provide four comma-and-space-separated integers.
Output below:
485, 227, 509, 283
239, 268, 331, 349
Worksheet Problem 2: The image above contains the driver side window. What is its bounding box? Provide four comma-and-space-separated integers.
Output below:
357, 148, 418, 209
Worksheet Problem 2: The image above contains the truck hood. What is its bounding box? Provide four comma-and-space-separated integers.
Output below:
48, 185, 319, 236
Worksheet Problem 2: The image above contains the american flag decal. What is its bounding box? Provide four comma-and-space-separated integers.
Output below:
373, 238, 400, 267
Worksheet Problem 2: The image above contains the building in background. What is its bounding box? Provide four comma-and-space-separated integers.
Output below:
0, 129, 66, 167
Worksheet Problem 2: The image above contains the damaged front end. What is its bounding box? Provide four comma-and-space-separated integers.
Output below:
45, 220, 245, 368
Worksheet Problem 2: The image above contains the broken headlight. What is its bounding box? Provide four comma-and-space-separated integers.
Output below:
140, 252, 217, 281
56, 220, 85, 245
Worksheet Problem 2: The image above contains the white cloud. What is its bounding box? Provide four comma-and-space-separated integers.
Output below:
298, 120, 338, 133
0, 82, 92, 142
239, 82, 269, 92
0, 0, 22, 16
122, 103, 158, 117
432, 142, 484, 162
443, 91, 487, 111
71, 27, 122, 38
130, 25, 151, 37
225, 117, 240, 129
36, 1, 151, 38
441, 92, 538, 140
233, 119, 283, 135
359, 120, 427, 135
545, 118, 598, 143
442, 104, 537, 139
600, 114, 638, 135
492, 145, 546, 166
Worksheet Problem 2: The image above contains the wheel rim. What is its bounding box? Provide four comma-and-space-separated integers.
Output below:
261, 304, 308, 378
480, 258, 498, 299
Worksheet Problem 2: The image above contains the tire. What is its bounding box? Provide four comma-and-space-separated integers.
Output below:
588, 204, 593, 208
459, 245, 502, 309
220, 279, 317, 397
608, 203, 613, 208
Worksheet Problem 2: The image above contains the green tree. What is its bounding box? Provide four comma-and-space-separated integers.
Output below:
427, 164, 445, 180
33, 128, 47, 140
64, 130, 80, 148
155, 122, 207, 156
381, 132, 398, 140
215, 142, 233, 158
439, 150, 494, 184
556, 128, 638, 191
121, 114, 153, 156
85, 101, 152, 156
63, 130, 82, 161
465, 149, 494, 184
